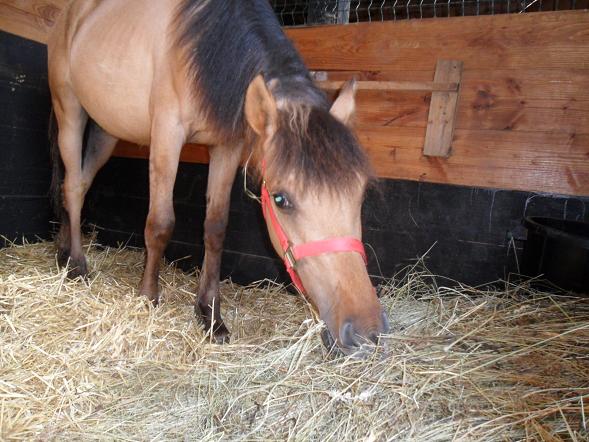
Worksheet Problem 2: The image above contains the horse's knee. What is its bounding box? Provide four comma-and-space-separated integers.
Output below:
145, 214, 175, 246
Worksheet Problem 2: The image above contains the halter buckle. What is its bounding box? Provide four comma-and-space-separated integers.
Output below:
284, 246, 297, 270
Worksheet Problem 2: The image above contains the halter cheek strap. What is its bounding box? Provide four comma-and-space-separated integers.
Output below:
260, 181, 367, 294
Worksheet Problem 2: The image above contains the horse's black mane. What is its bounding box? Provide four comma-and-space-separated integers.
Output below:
175, 0, 372, 191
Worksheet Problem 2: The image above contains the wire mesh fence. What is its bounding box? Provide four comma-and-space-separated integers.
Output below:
271, 0, 588, 26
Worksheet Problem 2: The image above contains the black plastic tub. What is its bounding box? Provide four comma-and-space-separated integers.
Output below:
522, 216, 589, 294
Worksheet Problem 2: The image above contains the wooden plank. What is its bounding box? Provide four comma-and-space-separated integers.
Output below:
461, 69, 589, 102
423, 60, 463, 157
365, 147, 589, 195
287, 11, 589, 71
351, 92, 589, 134
360, 128, 589, 195
0, 3, 51, 44
354, 124, 589, 194
457, 101, 589, 133
289, 11, 589, 54
1, 0, 66, 18
318, 80, 458, 92
319, 69, 589, 102
356, 126, 589, 156
299, 46, 589, 72
113, 141, 210, 164
0, 0, 64, 43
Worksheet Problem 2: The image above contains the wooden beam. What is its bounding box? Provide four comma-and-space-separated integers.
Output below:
113, 141, 210, 165
318, 80, 459, 92
423, 60, 463, 157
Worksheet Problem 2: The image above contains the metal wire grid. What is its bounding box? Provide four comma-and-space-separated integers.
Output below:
271, 0, 588, 26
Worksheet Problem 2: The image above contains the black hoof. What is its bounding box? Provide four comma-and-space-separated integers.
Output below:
200, 315, 231, 344
145, 295, 160, 307
139, 287, 160, 307
210, 322, 231, 344
66, 257, 88, 279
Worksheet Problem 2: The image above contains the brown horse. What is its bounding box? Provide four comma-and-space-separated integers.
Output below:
48, 0, 389, 356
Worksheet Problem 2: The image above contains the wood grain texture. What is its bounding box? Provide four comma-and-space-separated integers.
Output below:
318, 80, 458, 92
351, 91, 589, 133
0, 0, 64, 43
359, 126, 589, 194
286, 11, 589, 71
113, 141, 211, 165
423, 60, 463, 157
1, 4, 588, 195
321, 69, 589, 101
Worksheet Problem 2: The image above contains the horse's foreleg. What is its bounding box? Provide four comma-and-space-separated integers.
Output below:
53, 93, 89, 278
197, 143, 243, 344
139, 123, 184, 305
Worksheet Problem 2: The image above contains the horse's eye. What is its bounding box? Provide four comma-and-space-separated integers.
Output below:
272, 192, 291, 210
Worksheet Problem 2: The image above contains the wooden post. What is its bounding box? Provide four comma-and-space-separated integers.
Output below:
423, 60, 463, 157
336, 0, 351, 24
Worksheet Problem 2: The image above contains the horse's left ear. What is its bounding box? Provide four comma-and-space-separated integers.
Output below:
330, 79, 357, 126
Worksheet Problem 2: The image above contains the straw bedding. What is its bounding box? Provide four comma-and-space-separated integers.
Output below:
1, 239, 588, 441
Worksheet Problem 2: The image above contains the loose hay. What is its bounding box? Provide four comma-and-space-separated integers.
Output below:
1, 240, 588, 441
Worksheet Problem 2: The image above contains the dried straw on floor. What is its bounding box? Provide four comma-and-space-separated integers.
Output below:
1, 240, 588, 441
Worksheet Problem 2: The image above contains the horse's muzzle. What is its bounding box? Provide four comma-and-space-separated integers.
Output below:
321, 310, 390, 358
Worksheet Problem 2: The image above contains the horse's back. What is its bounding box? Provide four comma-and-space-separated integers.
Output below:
48, 0, 187, 144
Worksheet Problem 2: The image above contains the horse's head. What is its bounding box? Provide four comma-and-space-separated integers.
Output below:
245, 75, 389, 356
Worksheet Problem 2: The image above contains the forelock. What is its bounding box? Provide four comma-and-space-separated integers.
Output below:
265, 107, 373, 194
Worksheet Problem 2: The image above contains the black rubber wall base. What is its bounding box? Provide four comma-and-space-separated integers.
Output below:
83, 157, 589, 287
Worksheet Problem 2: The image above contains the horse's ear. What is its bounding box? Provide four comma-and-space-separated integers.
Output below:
245, 74, 277, 136
330, 79, 357, 126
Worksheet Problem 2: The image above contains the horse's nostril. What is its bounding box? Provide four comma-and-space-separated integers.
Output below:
321, 327, 337, 352
340, 321, 358, 348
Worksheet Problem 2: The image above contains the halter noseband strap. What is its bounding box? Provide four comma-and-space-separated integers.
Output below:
260, 179, 367, 295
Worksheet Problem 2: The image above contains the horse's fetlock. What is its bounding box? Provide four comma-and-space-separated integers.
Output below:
197, 294, 212, 312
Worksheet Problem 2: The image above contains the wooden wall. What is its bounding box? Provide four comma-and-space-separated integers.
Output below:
295, 12, 589, 197
1, 2, 588, 196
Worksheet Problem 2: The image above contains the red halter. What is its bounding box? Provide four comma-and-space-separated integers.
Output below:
260, 179, 367, 295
